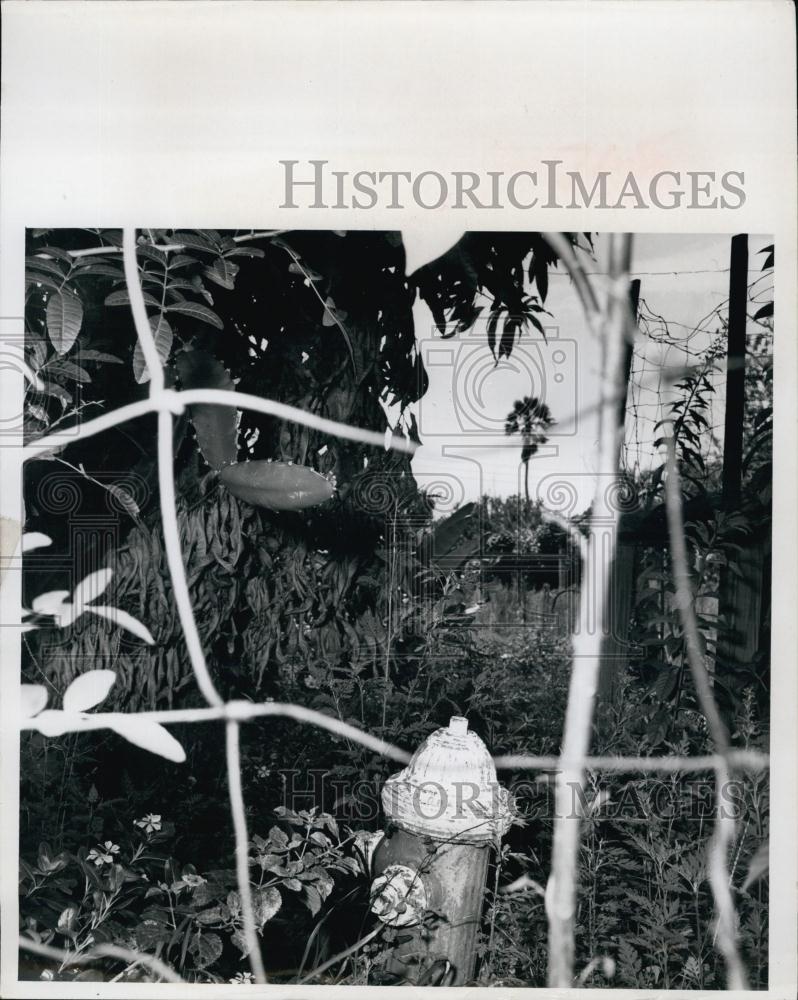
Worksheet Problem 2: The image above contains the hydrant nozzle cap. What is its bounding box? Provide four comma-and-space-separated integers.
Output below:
448, 716, 468, 736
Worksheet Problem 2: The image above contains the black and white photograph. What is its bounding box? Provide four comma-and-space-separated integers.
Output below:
10, 228, 775, 989
0, 3, 795, 998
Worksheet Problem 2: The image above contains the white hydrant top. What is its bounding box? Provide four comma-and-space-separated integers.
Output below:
381, 715, 513, 843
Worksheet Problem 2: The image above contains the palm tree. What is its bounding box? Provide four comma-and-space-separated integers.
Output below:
504, 396, 555, 501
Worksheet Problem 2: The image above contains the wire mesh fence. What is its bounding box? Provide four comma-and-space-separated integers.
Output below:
16, 229, 769, 988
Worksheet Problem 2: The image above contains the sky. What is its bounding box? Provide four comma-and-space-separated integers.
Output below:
401, 233, 772, 515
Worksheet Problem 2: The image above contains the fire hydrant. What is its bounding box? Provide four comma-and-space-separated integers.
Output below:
369, 716, 512, 985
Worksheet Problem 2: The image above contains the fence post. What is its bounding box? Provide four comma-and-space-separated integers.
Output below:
368, 716, 512, 985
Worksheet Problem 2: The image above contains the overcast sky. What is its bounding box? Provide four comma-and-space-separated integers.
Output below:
403, 233, 772, 515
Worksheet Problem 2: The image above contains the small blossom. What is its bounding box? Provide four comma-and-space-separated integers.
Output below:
230, 971, 255, 984
134, 813, 162, 834
181, 873, 206, 888
87, 841, 119, 866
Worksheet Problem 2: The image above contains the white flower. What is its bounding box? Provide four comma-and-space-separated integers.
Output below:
134, 814, 162, 834
87, 841, 120, 866
230, 971, 255, 984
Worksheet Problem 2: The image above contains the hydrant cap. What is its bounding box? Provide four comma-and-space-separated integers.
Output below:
382, 716, 512, 843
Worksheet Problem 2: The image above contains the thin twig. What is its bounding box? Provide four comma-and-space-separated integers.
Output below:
66, 231, 286, 259
226, 720, 266, 983
274, 239, 358, 376
18, 935, 183, 983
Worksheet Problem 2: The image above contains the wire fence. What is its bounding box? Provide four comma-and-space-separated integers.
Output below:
17, 229, 769, 988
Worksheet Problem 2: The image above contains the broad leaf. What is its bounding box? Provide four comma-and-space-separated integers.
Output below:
175, 349, 238, 470
188, 931, 223, 970
166, 301, 224, 330
26, 256, 67, 281
741, 840, 769, 892
173, 231, 220, 254
21, 685, 48, 718
402, 228, 464, 276
231, 927, 251, 957
88, 606, 155, 644
72, 567, 113, 609
31, 590, 70, 615
22, 532, 52, 553
224, 247, 265, 259
109, 718, 186, 762
72, 262, 126, 280
79, 350, 124, 364
63, 670, 116, 713
133, 316, 173, 384
253, 886, 282, 928
46, 291, 84, 354
203, 258, 239, 291
105, 288, 161, 308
